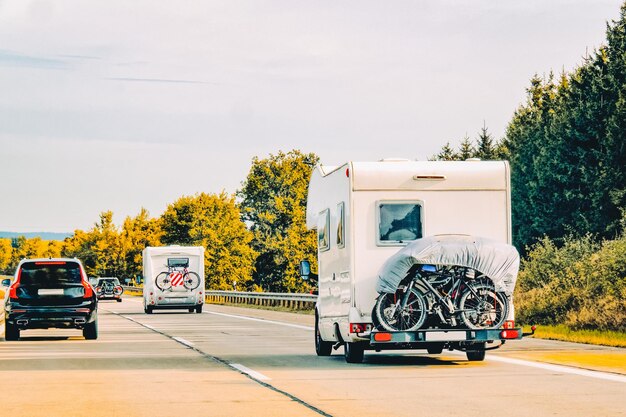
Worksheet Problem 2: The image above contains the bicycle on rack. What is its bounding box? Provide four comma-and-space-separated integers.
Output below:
374, 264, 508, 332
155, 264, 201, 292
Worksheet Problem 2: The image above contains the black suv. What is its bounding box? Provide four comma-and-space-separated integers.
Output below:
4, 258, 98, 341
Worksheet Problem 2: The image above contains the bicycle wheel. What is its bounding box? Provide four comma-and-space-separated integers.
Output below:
155, 272, 172, 291
183, 271, 201, 290
374, 288, 428, 332
459, 281, 508, 329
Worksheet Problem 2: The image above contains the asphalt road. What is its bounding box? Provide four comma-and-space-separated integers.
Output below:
0, 295, 624, 417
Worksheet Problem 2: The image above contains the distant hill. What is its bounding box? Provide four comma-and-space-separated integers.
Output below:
0, 231, 72, 241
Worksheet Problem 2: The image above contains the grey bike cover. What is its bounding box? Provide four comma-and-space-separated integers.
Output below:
376, 235, 520, 296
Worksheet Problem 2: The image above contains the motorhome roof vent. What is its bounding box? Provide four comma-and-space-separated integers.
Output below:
379, 158, 410, 162
466, 158, 482, 161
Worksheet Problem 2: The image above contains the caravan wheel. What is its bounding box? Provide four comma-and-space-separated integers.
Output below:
344, 342, 365, 363
315, 314, 332, 356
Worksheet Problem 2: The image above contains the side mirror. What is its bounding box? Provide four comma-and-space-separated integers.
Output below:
1, 278, 10, 287
299, 260, 311, 280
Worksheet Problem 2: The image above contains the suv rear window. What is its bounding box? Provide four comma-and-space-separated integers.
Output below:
20, 261, 82, 286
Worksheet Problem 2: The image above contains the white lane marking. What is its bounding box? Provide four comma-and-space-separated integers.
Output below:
448, 351, 626, 383
231, 363, 271, 381
205, 311, 314, 331
172, 336, 195, 347
143, 324, 155, 330
207, 311, 626, 383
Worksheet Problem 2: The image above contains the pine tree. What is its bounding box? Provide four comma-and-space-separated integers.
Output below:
475, 122, 496, 160
458, 135, 475, 160
433, 142, 459, 161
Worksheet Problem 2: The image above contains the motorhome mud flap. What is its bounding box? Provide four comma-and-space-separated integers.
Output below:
370, 328, 523, 346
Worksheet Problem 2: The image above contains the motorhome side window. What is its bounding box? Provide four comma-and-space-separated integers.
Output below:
378, 202, 423, 245
336, 202, 345, 248
318, 209, 330, 251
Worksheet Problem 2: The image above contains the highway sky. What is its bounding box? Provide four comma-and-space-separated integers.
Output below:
0, 0, 623, 233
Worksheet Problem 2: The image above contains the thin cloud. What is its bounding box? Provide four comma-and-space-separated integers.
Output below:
58, 54, 102, 60
105, 77, 216, 85
0, 49, 69, 69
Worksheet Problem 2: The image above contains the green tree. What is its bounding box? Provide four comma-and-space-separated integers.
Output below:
432, 142, 458, 161
502, 4, 626, 249
0, 238, 12, 274
161, 192, 257, 290
238, 150, 319, 292
474, 122, 496, 160
120, 208, 163, 281
63, 211, 124, 277
458, 135, 475, 160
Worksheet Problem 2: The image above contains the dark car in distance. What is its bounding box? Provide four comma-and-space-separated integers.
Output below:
4, 258, 98, 341
92, 277, 123, 302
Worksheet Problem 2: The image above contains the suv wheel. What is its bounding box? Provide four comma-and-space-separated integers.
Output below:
195, 305, 203, 313
5, 321, 20, 341
145, 306, 153, 314
83, 318, 98, 340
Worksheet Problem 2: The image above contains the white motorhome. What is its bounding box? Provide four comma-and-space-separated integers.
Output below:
142, 246, 205, 314
303, 160, 526, 363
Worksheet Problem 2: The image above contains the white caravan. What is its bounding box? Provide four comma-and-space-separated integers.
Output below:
303, 160, 527, 363
142, 246, 205, 314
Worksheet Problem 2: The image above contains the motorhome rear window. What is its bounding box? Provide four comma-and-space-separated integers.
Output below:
378, 202, 423, 245
167, 258, 189, 268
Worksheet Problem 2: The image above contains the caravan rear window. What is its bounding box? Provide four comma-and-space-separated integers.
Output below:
167, 258, 189, 268
377, 202, 423, 245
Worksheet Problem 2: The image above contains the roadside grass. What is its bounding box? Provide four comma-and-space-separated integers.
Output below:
526, 324, 626, 348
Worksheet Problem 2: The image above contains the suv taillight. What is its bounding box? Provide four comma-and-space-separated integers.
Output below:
79, 268, 93, 298
9, 268, 22, 299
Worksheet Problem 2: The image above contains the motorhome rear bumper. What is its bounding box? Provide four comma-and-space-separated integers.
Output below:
370, 327, 523, 348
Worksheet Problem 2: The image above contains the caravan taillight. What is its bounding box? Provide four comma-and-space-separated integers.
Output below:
503, 320, 515, 329
500, 330, 520, 339
350, 323, 372, 333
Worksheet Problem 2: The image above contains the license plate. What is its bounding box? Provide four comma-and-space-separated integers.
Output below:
38, 288, 64, 296
425, 331, 467, 342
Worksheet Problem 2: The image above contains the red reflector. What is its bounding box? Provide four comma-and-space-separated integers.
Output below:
345, 168, 350, 177
500, 330, 520, 339
374, 332, 392, 342
34, 261, 67, 265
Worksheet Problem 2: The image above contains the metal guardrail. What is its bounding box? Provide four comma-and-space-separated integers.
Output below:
122, 286, 317, 310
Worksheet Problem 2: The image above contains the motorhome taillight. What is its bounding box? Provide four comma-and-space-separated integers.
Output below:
503, 320, 515, 329
500, 330, 520, 339
350, 323, 372, 333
